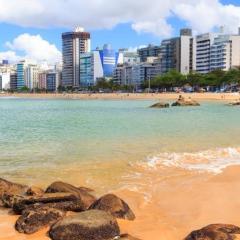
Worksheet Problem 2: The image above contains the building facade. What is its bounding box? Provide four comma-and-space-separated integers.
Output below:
160, 29, 195, 75
138, 45, 161, 62
25, 64, 39, 89
17, 61, 26, 89
62, 27, 91, 88
80, 44, 118, 87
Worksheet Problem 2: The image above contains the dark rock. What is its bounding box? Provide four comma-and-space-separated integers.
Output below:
172, 95, 200, 107
14, 200, 85, 215
15, 206, 65, 234
0, 178, 28, 206
119, 234, 142, 240
49, 209, 120, 240
45, 181, 96, 210
2, 192, 77, 211
150, 102, 170, 108
26, 186, 45, 196
89, 194, 135, 221
185, 224, 240, 240
228, 100, 240, 106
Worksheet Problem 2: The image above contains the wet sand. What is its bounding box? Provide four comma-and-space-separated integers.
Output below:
1, 166, 240, 240
1, 92, 240, 101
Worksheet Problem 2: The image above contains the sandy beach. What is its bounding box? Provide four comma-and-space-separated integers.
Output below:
1, 95, 240, 240
1, 92, 240, 101
1, 165, 240, 240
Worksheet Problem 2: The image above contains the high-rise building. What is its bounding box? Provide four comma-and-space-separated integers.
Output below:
25, 64, 39, 89
210, 34, 240, 71
17, 61, 26, 89
80, 44, 119, 87
160, 28, 195, 75
195, 33, 217, 74
138, 45, 161, 62
10, 73, 17, 91
62, 27, 91, 88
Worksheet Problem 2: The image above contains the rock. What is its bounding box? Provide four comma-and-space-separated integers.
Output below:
89, 194, 135, 221
150, 102, 170, 108
185, 224, 240, 240
14, 200, 85, 215
172, 95, 200, 107
228, 100, 240, 106
15, 206, 65, 234
49, 209, 120, 240
26, 186, 45, 196
2, 192, 77, 211
45, 181, 96, 210
118, 234, 142, 240
0, 178, 28, 206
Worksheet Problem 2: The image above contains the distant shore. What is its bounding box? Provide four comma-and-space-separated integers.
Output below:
1, 92, 240, 101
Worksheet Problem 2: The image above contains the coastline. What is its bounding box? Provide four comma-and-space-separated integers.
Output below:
2, 165, 240, 239
1, 92, 240, 101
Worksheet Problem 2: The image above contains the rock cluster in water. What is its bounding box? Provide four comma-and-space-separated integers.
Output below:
228, 99, 240, 106
150, 95, 200, 109
0, 178, 138, 240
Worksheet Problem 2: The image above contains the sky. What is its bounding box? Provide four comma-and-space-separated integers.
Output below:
0, 0, 240, 64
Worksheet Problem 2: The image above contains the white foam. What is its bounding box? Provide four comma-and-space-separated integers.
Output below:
144, 147, 240, 174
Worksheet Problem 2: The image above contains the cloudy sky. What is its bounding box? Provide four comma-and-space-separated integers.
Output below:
0, 0, 240, 63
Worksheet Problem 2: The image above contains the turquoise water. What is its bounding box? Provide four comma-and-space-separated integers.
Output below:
0, 98, 240, 187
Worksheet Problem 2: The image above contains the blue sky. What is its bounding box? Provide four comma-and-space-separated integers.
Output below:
0, 0, 240, 63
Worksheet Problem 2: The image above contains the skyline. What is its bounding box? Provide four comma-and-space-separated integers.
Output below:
0, 0, 240, 64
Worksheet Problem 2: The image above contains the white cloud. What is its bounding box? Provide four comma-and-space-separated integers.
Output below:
0, 0, 240, 38
0, 34, 61, 64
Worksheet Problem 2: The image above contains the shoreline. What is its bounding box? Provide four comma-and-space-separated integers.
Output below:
2, 165, 240, 240
1, 92, 240, 101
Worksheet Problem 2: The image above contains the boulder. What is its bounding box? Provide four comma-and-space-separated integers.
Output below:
49, 209, 120, 240
118, 234, 142, 240
185, 224, 240, 240
172, 96, 200, 107
0, 178, 28, 206
228, 100, 240, 106
45, 181, 96, 210
2, 192, 77, 210
89, 194, 135, 221
150, 102, 170, 108
26, 186, 45, 196
14, 200, 85, 215
15, 206, 65, 234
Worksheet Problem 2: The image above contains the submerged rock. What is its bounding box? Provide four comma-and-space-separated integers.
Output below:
185, 224, 240, 240
150, 102, 170, 108
172, 95, 200, 107
15, 206, 65, 234
45, 181, 96, 210
49, 209, 120, 240
0, 178, 28, 206
228, 100, 240, 106
89, 194, 135, 221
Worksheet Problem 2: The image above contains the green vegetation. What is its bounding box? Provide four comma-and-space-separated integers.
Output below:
147, 69, 240, 91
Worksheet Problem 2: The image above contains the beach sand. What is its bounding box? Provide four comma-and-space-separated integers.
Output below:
1, 165, 240, 240
1, 92, 240, 101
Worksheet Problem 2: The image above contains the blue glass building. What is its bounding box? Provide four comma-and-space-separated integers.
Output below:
17, 62, 25, 89
98, 44, 118, 78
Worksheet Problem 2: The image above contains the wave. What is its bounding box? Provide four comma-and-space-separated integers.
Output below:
144, 147, 240, 174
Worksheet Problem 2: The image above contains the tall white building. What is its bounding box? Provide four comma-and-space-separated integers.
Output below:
195, 33, 218, 74
62, 27, 91, 88
210, 34, 240, 71
25, 64, 40, 89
